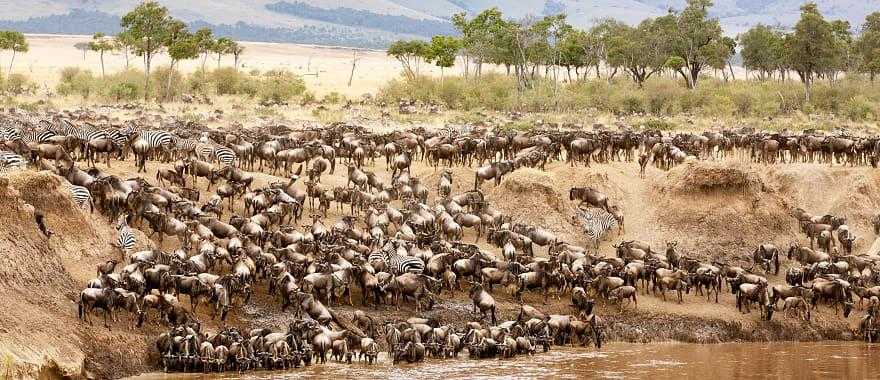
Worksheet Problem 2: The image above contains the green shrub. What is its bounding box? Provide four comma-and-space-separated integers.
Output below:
640, 118, 678, 131
322, 91, 345, 104
102, 69, 144, 101
3, 73, 34, 95
258, 70, 306, 104
843, 96, 874, 121
150, 66, 186, 101
56, 68, 97, 98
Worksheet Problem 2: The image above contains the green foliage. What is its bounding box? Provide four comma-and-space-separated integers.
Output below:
738, 25, 785, 78
378, 73, 880, 122
56, 67, 97, 98
387, 39, 431, 79
2, 73, 34, 95
843, 96, 875, 121
640, 118, 678, 131
321, 92, 345, 104
258, 70, 306, 104
426, 35, 460, 70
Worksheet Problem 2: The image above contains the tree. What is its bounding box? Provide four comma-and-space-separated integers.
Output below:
665, 0, 724, 88
606, 18, 670, 87
212, 37, 234, 68
426, 36, 460, 78
706, 36, 736, 81
121, 1, 174, 101
787, 2, 837, 101
193, 28, 215, 71
231, 42, 245, 69
589, 18, 630, 80
114, 32, 134, 70
387, 39, 430, 79
452, 8, 505, 77
88, 32, 114, 78
74, 42, 90, 60
164, 20, 198, 100
856, 12, 880, 81
738, 25, 784, 80
0, 31, 28, 74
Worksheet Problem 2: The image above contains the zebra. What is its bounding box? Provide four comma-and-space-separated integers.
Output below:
132, 130, 175, 171
115, 215, 136, 260
172, 136, 200, 159
66, 182, 94, 213
0, 151, 26, 172
213, 145, 236, 166
575, 207, 619, 250
50, 120, 109, 158
374, 241, 425, 275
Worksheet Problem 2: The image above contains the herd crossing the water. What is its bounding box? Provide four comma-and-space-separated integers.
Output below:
3, 110, 880, 373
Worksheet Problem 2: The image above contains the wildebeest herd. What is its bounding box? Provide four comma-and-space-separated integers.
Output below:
3, 111, 880, 373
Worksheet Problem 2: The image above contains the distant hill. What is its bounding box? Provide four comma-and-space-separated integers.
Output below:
0, 1, 873, 48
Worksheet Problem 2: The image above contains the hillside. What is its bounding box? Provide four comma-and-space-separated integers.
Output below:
0, 0, 872, 48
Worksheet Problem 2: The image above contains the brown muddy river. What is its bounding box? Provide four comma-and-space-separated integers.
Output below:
133, 342, 880, 379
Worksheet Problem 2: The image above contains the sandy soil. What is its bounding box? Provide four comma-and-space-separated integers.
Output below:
15, 34, 490, 98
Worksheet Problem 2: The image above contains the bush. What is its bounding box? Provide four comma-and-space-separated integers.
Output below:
843, 96, 874, 121
641, 118, 678, 131
3, 73, 35, 95
102, 69, 145, 101
150, 66, 187, 101
56, 67, 97, 98
258, 70, 306, 104
321, 92, 345, 104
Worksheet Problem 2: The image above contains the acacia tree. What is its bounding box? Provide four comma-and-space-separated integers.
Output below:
738, 24, 784, 80
387, 39, 430, 79
193, 28, 215, 71
665, 0, 724, 89
212, 37, 234, 68
787, 2, 837, 102
114, 32, 133, 70
606, 18, 670, 87
452, 8, 505, 77
856, 12, 880, 81
164, 20, 198, 100
89, 32, 114, 78
426, 35, 460, 79
121, 1, 173, 101
231, 42, 245, 69
0, 31, 28, 74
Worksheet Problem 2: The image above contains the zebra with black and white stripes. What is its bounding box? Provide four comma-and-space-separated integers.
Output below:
213, 145, 236, 166
373, 241, 425, 275
132, 130, 175, 172
575, 207, 619, 250
0, 151, 27, 172
115, 215, 136, 259
66, 182, 94, 213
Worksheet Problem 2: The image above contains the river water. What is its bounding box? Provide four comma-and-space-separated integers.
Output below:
133, 342, 880, 379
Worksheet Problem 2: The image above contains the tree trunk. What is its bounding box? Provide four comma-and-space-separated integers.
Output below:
234, 54, 240, 69
217, 53, 221, 69
166, 60, 176, 102
144, 54, 152, 102
100, 51, 105, 78
124, 48, 129, 70
202, 53, 208, 72
727, 61, 735, 81
8, 50, 16, 74
348, 53, 357, 87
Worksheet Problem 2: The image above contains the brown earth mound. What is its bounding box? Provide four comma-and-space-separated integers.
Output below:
0, 171, 155, 379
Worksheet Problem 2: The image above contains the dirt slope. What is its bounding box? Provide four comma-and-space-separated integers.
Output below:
0, 171, 158, 379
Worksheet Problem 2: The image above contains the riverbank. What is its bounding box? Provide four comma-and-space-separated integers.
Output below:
127, 342, 880, 380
